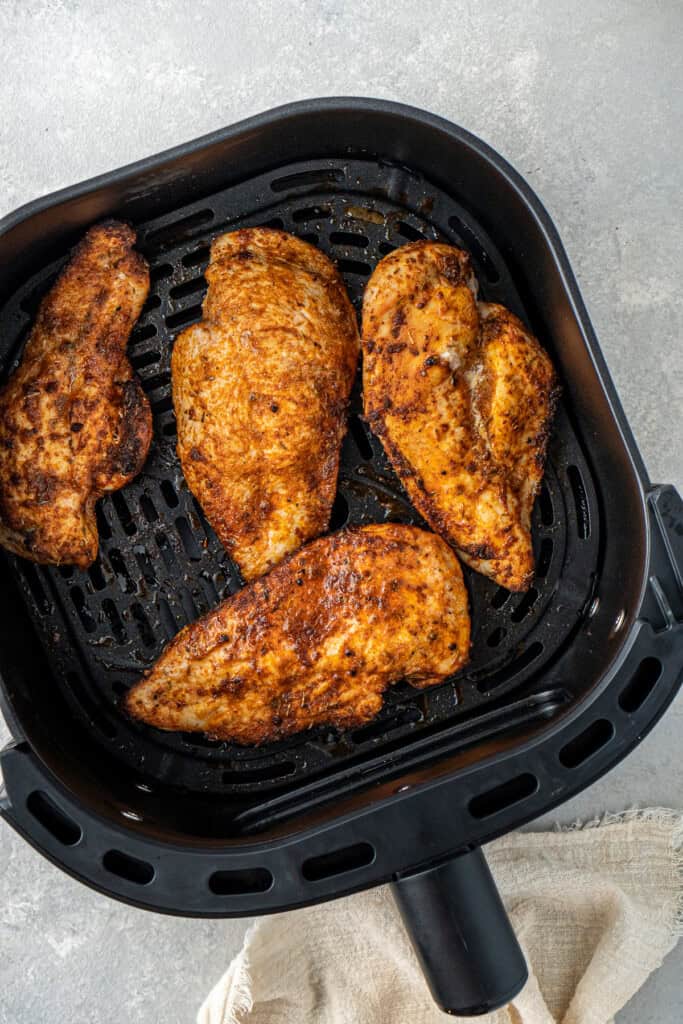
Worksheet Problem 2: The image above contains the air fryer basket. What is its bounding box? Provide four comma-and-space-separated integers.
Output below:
0, 100, 681, 1015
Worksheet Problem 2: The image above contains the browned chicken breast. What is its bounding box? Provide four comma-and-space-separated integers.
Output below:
362, 242, 558, 591
0, 222, 152, 567
125, 523, 470, 744
172, 228, 359, 581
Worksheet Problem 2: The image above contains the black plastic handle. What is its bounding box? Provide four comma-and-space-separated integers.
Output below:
392, 847, 527, 1016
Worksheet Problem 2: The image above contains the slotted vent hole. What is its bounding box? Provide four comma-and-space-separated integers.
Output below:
141, 371, 171, 395
70, 587, 96, 633
619, 657, 662, 713
95, 504, 112, 540
135, 548, 157, 584
150, 262, 173, 284
537, 537, 553, 578
151, 395, 174, 416
161, 480, 179, 508
182, 245, 210, 268
396, 221, 424, 242
166, 305, 203, 330
298, 232, 319, 245
176, 516, 203, 561
329, 492, 350, 530
103, 849, 154, 885
169, 277, 207, 302
329, 231, 369, 248
271, 168, 343, 193
567, 465, 590, 539
302, 842, 375, 882
378, 241, 396, 255
108, 548, 134, 593
209, 867, 273, 895
491, 587, 511, 610
87, 561, 107, 592
139, 494, 159, 523
180, 587, 199, 623
102, 598, 126, 643
156, 532, 179, 572
487, 627, 506, 648
130, 323, 157, 345
538, 483, 554, 526
291, 205, 331, 223
559, 719, 614, 768
130, 349, 160, 371
469, 773, 538, 819
192, 498, 218, 541
349, 415, 373, 460
158, 598, 178, 638
20, 563, 51, 614
27, 791, 81, 846
111, 492, 136, 536
130, 603, 155, 648
511, 587, 539, 623
202, 573, 220, 604
141, 294, 161, 315
257, 216, 285, 229
336, 258, 371, 277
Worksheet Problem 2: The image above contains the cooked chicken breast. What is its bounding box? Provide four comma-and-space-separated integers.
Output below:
0, 222, 152, 567
125, 523, 470, 744
362, 242, 558, 591
172, 228, 359, 581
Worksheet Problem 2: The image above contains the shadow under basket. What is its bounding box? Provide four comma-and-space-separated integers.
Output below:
0, 99, 681, 1016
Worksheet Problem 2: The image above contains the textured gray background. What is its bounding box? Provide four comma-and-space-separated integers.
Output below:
0, 1, 681, 1021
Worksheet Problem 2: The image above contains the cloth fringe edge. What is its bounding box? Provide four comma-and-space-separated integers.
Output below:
553, 806, 683, 937
214, 921, 258, 1024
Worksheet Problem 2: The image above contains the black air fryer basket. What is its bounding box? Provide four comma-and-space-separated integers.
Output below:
1, 99, 681, 1016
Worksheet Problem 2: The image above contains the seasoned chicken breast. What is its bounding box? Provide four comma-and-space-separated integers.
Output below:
125, 523, 470, 744
172, 228, 359, 581
362, 242, 558, 591
0, 222, 152, 567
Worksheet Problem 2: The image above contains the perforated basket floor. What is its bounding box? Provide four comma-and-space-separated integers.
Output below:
0, 157, 599, 823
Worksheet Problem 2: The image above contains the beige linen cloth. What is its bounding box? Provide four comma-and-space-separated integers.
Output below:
198, 810, 683, 1024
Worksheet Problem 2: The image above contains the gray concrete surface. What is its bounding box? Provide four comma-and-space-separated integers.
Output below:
0, 1, 681, 1021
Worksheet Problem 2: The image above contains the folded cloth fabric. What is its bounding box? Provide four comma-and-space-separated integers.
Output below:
198, 810, 683, 1024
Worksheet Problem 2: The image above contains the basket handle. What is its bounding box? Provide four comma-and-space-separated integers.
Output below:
392, 846, 527, 1016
